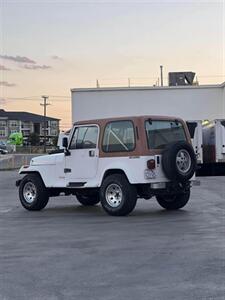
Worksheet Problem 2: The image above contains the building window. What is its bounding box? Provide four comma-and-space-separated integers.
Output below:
0, 120, 7, 127
10, 129, 18, 134
50, 121, 58, 128
0, 129, 6, 137
21, 121, 31, 129
9, 120, 19, 127
21, 130, 31, 136
50, 129, 58, 136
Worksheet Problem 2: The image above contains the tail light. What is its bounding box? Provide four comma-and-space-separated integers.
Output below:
147, 159, 155, 169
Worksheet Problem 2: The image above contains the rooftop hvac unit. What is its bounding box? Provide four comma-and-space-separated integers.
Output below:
168, 72, 195, 86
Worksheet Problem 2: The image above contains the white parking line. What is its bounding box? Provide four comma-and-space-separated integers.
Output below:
0, 208, 13, 213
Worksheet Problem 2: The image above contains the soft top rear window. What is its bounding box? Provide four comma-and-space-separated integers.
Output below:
145, 120, 186, 149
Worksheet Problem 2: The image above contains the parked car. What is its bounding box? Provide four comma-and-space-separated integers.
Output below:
0, 141, 14, 153
0, 148, 8, 155
16, 115, 198, 216
0, 141, 7, 149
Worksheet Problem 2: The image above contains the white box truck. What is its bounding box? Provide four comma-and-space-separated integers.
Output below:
203, 120, 225, 163
71, 84, 225, 124
186, 120, 203, 164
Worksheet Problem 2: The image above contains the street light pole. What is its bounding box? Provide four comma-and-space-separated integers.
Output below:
40, 96, 50, 153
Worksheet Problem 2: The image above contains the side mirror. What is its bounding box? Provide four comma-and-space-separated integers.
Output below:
62, 137, 70, 156
62, 137, 68, 148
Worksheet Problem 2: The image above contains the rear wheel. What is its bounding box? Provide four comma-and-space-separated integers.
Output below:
76, 194, 100, 206
19, 174, 49, 211
100, 174, 137, 216
156, 189, 190, 210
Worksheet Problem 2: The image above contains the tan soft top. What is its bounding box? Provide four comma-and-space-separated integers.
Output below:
74, 115, 185, 126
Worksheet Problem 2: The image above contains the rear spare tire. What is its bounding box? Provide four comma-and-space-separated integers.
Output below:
162, 141, 196, 182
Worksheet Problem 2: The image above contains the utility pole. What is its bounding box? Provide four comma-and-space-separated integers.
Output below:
160, 65, 163, 87
40, 95, 50, 153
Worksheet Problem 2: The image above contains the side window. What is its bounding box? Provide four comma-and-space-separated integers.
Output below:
102, 121, 135, 152
70, 126, 98, 150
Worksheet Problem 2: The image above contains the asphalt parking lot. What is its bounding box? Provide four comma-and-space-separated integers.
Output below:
0, 171, 224, 300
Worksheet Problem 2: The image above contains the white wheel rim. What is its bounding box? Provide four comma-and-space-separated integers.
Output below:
23, 182, 37, 204
105, 183, 123, 208
176, 149, 191, 174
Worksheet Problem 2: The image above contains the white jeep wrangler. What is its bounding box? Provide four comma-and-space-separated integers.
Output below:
17, 116, 197, 216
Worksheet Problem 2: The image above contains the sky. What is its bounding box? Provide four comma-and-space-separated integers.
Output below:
0, 0, 224, 130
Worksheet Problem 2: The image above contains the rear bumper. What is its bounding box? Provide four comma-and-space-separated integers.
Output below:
150, 179, 200, 190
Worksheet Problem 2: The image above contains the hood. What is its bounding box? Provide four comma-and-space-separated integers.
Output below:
30, 153, 60, 166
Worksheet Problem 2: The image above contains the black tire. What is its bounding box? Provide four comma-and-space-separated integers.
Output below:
76, 194, 100, 206
19, 174, 49, 211
162, 141, 196, 182
100, 174, 137, 216
156, 189, 190, 210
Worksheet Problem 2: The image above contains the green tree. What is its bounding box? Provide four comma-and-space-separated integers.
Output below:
28, 132, 40, 146
52, 135, 59, 147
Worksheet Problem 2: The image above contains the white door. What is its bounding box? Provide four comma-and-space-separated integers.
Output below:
65, 125, 99, 186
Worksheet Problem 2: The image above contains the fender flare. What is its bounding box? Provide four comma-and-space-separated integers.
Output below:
17, 171, 46, 187
100, 169, 130, 186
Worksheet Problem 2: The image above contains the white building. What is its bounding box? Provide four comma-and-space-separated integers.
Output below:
71, 82, 225, 123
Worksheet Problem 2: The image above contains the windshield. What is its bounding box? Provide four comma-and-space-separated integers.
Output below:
145, 120, 187, 149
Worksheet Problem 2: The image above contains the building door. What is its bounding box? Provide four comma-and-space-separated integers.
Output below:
34, 123, 40, 134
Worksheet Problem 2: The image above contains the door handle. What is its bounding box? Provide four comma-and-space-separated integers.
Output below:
89, 150, 95, 157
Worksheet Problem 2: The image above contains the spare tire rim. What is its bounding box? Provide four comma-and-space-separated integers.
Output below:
176, 149, 191, 174
105, 183, 122, 208
23, 182, 37, 204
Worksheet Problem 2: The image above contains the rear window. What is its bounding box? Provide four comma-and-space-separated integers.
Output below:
102, 121, 135, 152
145, 120, 186, 149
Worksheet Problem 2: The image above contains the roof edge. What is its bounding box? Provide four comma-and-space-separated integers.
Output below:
71, 82, 225, 93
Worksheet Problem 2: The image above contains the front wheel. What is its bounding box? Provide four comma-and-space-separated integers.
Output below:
19, 174, 49, 211
100, 174, 137, 216
156, 189, 190, 210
